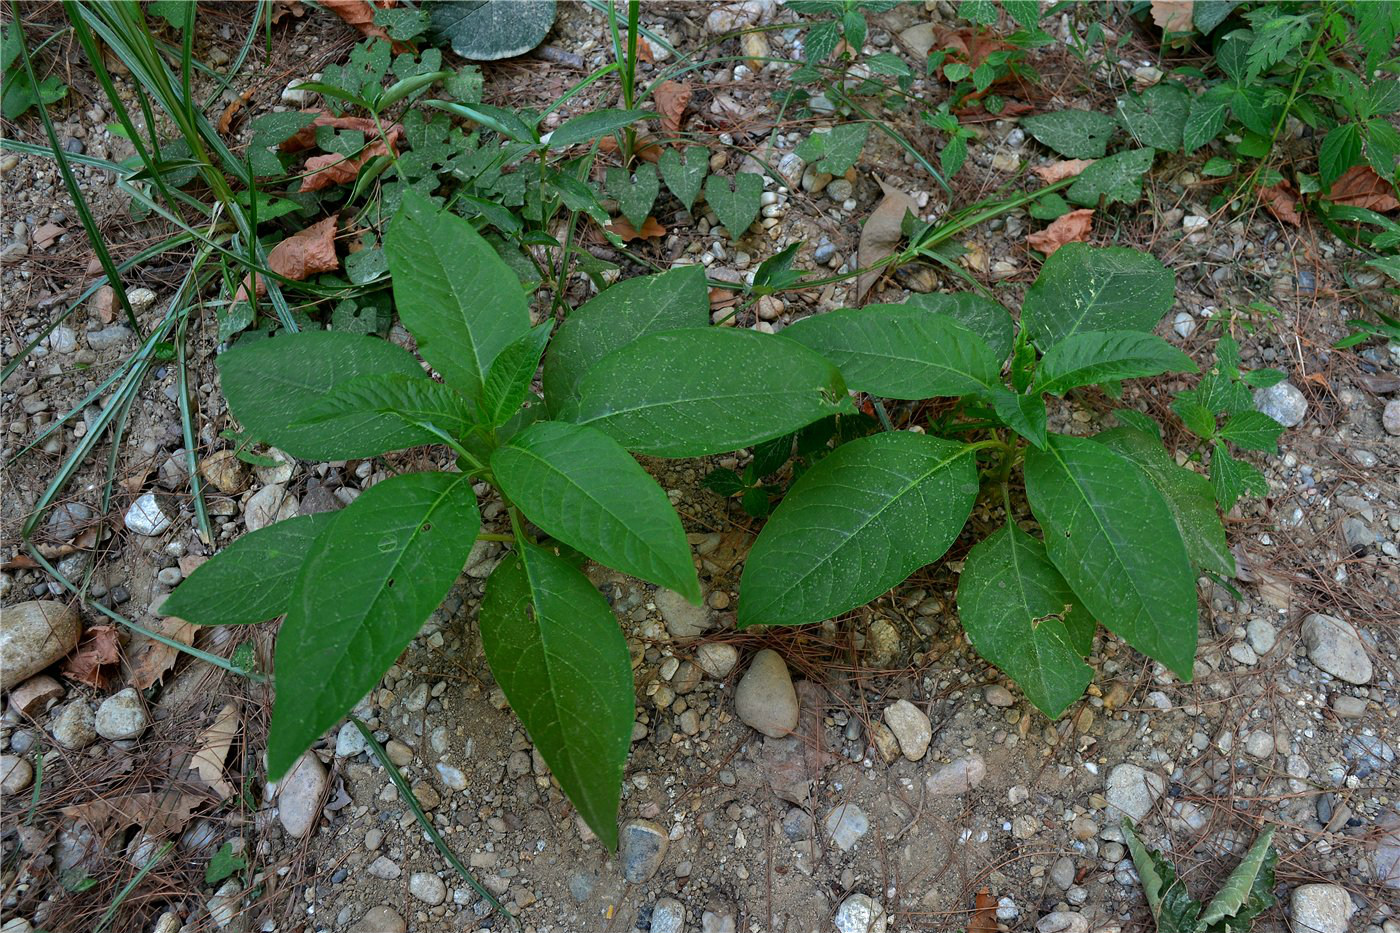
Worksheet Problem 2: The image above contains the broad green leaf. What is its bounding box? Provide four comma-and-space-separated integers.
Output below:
268, 472, 480, 778
659, 145, 709, 209
605, 162, 660, 231
1021, 244, 1175, 350
1217, 410, 1283, 452
218, 330, 430, 460
296, 373, 479, 440
704, 172, 763, 237
543, 265, 708, 415
781, 305, 1000, 399
1034, 331, 1196, 396
990, 388, 1048, 449
162, 513, 337, 625
574, 328, 852, 457
1198, 827, 1276, 930
427, 0, 556, 61
550, 108, 648, 149
795, 123, 869, 175
480, 543, 632, 849
957, 525, 1094, 718
1095, 427, 1234, 578
1067, 148, 1155, 206
481, 323, 551, 426
902, 292, 1015, 361
1024, 434, 1197, 680
1194, 0, 1241, 33
385, 190, 531, 400
1184, 85, 1233, 153
1210, 442, 1268, 511
1174, 397, 1218, 439
1319, 124, 1362, 189
491, 421, 699, 600
1122, 820, 1203, 933
1115, 84, 1190, 151
738, 432, 976, 628
1020, 108, 1119, 158
1114, 408, 1161, 438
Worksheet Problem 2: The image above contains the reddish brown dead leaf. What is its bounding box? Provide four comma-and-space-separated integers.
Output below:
1150, 0, 1194, 33
189, 702, 240, 801
235, 213, 341, 302
635, 37, 655, 63
62, 625, 120, 688
280, 112, 386, 152
1028, 208, 1094, 256
270, 0, 307, 25
655, 81, 693, 138
32, 223, 65, 249
1033, 158, 1095, 183
857, 177, 918, 301
63, 792, 202, 837
969, 888, 998, 933
126, 616, 196, 690
299, 136, 397, 192
1324, 165, 1400, 212
934, 26, 1014, 76
217, 87, 257, 135
1260, 181, 1302, 227
607, 216, 666, 241
321, 0, 405, 49
597, 133, 662, 163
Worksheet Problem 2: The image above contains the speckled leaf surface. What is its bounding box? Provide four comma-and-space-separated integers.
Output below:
902, 291, 1016, 362
1020, 244, 1175, 349
1034, 330, 1196, 396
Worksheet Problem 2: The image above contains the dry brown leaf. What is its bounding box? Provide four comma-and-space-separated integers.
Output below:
63, 792, 202, 837
607, 216, 667, 241
62, 625, 120, 688
934, 26, 1014, 76
280, 112, 386, 152
1033, 159, 1095, 183
635, 37, 655, 63
300, 139, 395, 192
1150, 0, 1194, 33
597, 133, 662, 163
856, 177, 918, 301
236, 214, 342, 302
126, 616, 196, 690
1260, 181, 1301, 227
321, 0, 401, 48
1027, 208, 1094, 256
93, 285, 116, 324
1324, 165, 1400, 212
969, 888, 998, 933
189, 702, 240, 801
654, 81, 692, 138
270, 0, 307, 25
217, 88, 257, 135
32, 223, 65, 249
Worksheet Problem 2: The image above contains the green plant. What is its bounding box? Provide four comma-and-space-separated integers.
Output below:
1122, 819, 1278, 933
2, 20, 68, 118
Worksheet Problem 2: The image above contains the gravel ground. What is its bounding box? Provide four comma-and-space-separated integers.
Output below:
1, 3, 1397, 933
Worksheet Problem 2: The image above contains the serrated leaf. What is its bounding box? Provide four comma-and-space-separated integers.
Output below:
704, 172, 763, 237
1240, 368, 1285, 388
781, 305, 1000, 399
1184, 85, 1234, 153
574, 329, 852, 457
704, 468, 746, 497
990, 388, 1049, 448
550, 107, 648, 149
1194, 1, 1242, 33
543, 265, 709, 415
1067, 147, 1155, 206
296, 373, 479, 439
427, 0, 556, 61
480, 543, 631, 849
1020, 244, 1176, 350
796, 123, 869, 174
957, 524, 1095, 718
1021, 109, 1119, 159
738, 432, 976, 628
218, 330, 431, 460
385, 191, 531, 400
901, 292, 1016, 361
1116, 84, 1190, 151
1198, 827, 1276, 930
659, 145, 709, 209
1030, 191, 1072, 220
481, 323, 551, 426
605, 162, 660, 231
1217, 410, 1283, 452
1210, 443, 1269, 512
1318, 123, 1361, 189
1095, 427, 1234, 577
492, 421, 699, 600
1174, 397, 1218, 439
1115, 408, 1162, 438
163, 513, 337, 626
1024, 434, 1198, 680
1034, 331, 1196, 396
268, 472, 480, 778
750, 433, 795, 477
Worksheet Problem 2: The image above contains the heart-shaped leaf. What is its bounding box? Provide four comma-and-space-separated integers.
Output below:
703, 172, 763, 238
1067, 148, 1156, 206
606, 162, 660, 231
1021, 109, 1119, 158
659, 146, 709, 210
1115, 84, 1190, 151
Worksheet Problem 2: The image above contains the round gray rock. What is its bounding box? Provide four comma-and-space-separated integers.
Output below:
0, 753, 34, 795
1290, 884, 1353, 933
0, 600, 82, 688
734, 648, 798, 738
349, 906, 406, 933
619, 819, 669, 882
277, 752, 327, 839
651, 897, 686, 933
656, 588, 712, 642
1301, 613, 1372, 684
408, 871, 446, 905
882, 699, 932, 761
1253, 381, 1307, 427
1105, 763, 1165, 823
1384, 399, 1400, 436
51, 700, 97, 749
95, 687, 148, 740
925, 754, 987, 796
833, 894, 887, 933
695, 642, 739, 679
125, 492, 174, 536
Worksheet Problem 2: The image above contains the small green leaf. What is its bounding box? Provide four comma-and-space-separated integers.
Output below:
574, 328, 852, 458
659, 145, 709, 210
1034, 331, 1196, 396
1198, 827, 1277, 930
605, 162, 660, 231
957, 524, 1095, 718
543, 265, 709, 415
550, 107, 649, 149
481, 323, 552, 427
1201, 156, 1235, 177
1217, 410, 1283, 452
218, 330, 431, 460
990, 388, 1049, 449
1067, 147, 1156, 206
1122, 819, 1203, 933
901, 292, 1016, 362
1319, 123, 1362, 190
268, 472, 480, 779
781, 305, 1001, 399
205, 842, 248, 884
752, 241, 805, 294
1184, 85, 1234, 153
296, 373, 479, 440
427, 0, 556, 61
704, 173, 764, 237
1020, 244, 1176, 350
492, 421, 700, 601
480, 544, 632, 849
703, 468, 746, 497
162, 513, 337, 625
1210, 443, 1269, 511
1024, 435, 1198, 680
741, 485, 771, 517
795, 123, 869, 175
1030, 191, 1072, 220
738, 432, 976, 628
1174, 397, 1218, 439
1020, 109, 1119, 158
1240, 368, 1285, 388
1116, 84, 1190, 151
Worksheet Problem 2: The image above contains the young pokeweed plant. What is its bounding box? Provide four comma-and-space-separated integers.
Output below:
167, 189, 1275, 847
1122, 819, 1278, 933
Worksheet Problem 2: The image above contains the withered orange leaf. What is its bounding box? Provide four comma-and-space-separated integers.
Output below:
280, 112, 386, 152
607, 216, 667, 241
1033, 159, 1095, 183
1260, 182, 1301, 227
968, 888, 998, 933
1150, 0, 1194, 33
655, 81, 693, 138
235, 213, 342, 302
127, 616, 197, 690
1028, 208, 1094, 256
597, 133, 663, 163
321, 0, 400, 48
63, 624, 121, 688
1324, 165, 1399, 212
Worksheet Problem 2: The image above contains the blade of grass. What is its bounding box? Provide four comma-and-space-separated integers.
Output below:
176, 310, 212, 544
94, 842, 174, 933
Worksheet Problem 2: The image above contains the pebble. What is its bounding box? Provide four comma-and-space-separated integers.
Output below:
86, 324, 134, 350
0, 754, 34, 795
1383, 399, 1400, 435
1246, 618, 1276, 655
651, 897, 686, 933
619, 819, 669, 882
813, 240, 836, 264
127, 287, 157, 314
1253, 381, 1307, 427
368, 856, 400, 879
244, 483, 298, 532
51, 700, 97, 749
277, 752, 327, 839
199, 451, 249, 495
49, 326, 77, 353
1036, 912, 1089, 933
409, 872, 446, 905
1104, 763, 1165, 823
95, 687, 148, 740
335, 722, 367, 757
925, 755, 987, 795
984, 684, 1014, 707
1331, 695, 1368, 718
882, 699, 932, 761
125, 492, 173, 535
826, 179, 854, 201
1290, 884, 1354, 933
349, 907, 405, 933
436, 762, 468, 791
0, 600, 82, 688
206, 881, 240, 928
1301, 613, 1372, 684
1049, 856, 1076, 890
700, 912, 736, 933
833, 894, 887, 933
824, 803, 870, 851
656, 588, 712, 642
1243, 731, 1274, 759
733, 648, 798, 738
46, 502, 93, 541
1172, 311, 1196, 339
